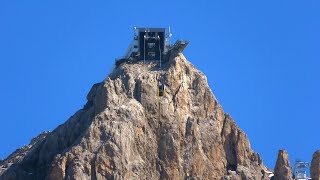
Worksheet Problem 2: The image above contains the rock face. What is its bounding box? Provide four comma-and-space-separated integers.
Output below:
311, 150, 320, 180
273, 150, 293, 180
0, 53, 268, 179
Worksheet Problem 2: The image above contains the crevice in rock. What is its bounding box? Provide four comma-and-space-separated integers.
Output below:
133, 79, 142, 103
226, 164, 237, 172
91, 154, 97, 180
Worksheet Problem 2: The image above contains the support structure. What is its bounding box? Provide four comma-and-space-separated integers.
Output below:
293, 160, 310, 180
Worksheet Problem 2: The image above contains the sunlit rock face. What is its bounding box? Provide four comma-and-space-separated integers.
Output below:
273, 150, 293, 180
0, 53, 269, 180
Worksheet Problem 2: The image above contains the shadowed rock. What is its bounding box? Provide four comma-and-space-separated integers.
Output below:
311, 150, 320, 180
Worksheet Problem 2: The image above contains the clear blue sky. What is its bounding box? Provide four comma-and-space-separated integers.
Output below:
0, 1, 319, 169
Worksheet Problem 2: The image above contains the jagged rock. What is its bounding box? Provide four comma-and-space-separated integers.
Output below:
311, 150, 320, 180
273, 150, 293, 180
0, 131, 49, 178
0, 53, 268, 180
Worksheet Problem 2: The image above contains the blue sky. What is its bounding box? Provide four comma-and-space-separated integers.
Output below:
0, 0, 319, 169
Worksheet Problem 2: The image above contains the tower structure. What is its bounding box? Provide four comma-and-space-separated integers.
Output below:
294, 160, 310, 180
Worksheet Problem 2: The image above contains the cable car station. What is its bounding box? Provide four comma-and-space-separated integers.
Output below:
115, 27, 189, 67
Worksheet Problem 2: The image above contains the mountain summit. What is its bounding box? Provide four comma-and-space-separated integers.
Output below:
0, 52, 270, 179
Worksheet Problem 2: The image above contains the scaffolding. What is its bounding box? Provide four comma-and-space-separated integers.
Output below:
293, 160, 311, 180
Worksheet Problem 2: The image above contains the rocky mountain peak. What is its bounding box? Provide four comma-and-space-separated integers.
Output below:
311, 150, 320, 180
1, 53, 269, 179
273, 150, 293, 180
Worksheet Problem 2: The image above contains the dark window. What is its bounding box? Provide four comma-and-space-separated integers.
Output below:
158, 84, 165, 96
148, 52, 155, 57
147, 43, 155, 48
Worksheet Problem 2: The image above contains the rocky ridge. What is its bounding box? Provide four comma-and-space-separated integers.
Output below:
0, 53, 269, 179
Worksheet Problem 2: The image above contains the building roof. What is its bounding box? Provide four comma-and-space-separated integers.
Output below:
137, 27, 166, 32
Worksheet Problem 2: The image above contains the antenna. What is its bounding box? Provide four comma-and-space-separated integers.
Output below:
166, 26, 173, 48
158, 35, 161, 68
133, 26, 137, 38
167, 26, 172, 38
